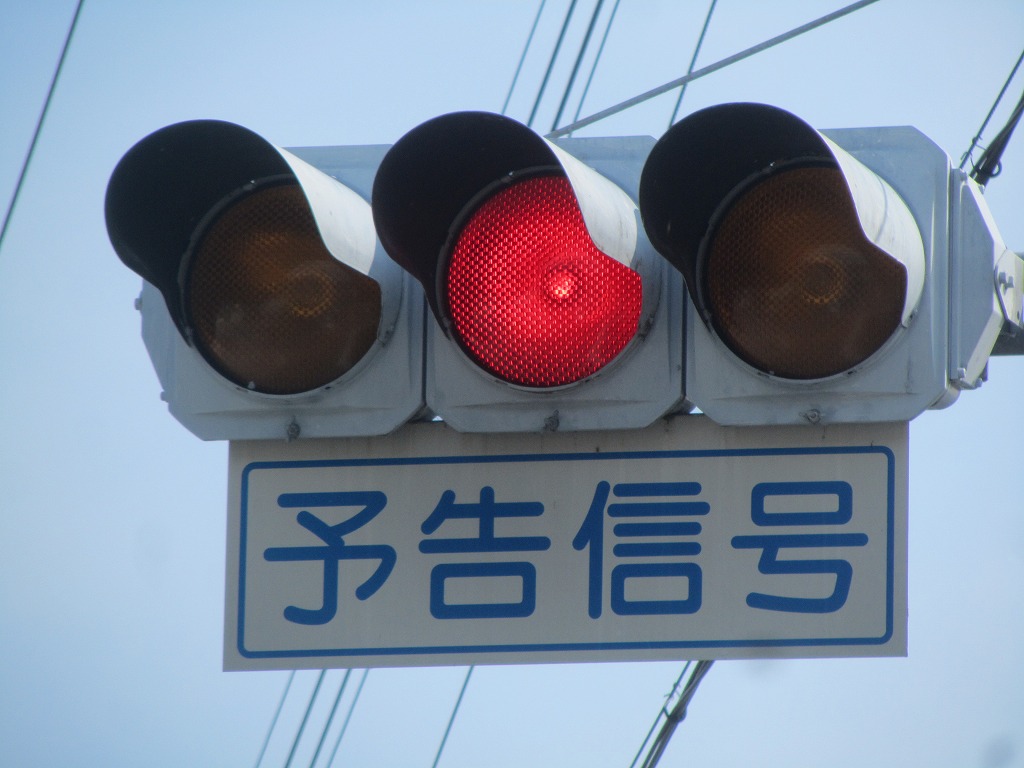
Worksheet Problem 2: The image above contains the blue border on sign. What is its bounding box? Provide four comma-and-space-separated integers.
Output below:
236, 444, 896, 659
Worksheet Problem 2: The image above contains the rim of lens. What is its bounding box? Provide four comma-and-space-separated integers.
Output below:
185, 182, 382, 395
701, 164, 907, 380
443, 173, 643, 388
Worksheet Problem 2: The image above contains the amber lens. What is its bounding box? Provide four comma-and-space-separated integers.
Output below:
186, 183, 381, 394
704, 166, 907, 379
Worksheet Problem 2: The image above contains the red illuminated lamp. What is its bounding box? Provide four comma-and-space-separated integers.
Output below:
445, 174, 642, 387
372, 110, 683, 433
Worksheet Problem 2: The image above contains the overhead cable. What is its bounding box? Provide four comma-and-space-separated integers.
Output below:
0, 0, 85, 256
548, 0, 882, 137
551, 0, 607, 132
325, 669, 371, 768
960, 49, 1023, 173
253, 671, 296, 768
528, 0, 580, 128
628, 663, 693, 768
308, 670, 353, 768
502, 0, 549, 115
667, 0, 718, 129
284, 671, 327, 768
570, 0, 622, 130
636, 661, 714, 768
973, 89, 1024, 187
961, 49, 1024, 188
430, 666, 475, 768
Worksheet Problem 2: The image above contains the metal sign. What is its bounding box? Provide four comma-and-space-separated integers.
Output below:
225, 416, 907, 670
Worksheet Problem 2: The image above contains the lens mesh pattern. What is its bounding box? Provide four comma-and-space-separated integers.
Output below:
446, 174, 642, 387
705, 166, 907, 379
187, 183, 381, 395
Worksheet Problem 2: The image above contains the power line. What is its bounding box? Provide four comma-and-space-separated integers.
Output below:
548, 0, 882, 137
0, 0, 85, 257
430, 666, 475, 768
324, 669, 370, 768
628, 664, 692, 768
960, 48, 1024, 186
960, 48, 1023, 171
551, 0, 607, 133
254, 671, 296, 768
308, 670, 353, 768
528, 0, 580, 128
667, 0, 718, 129
502, 0, 549, 115
284, 671, 327, 768
635, 661, 714, 768
972, 87, 1024, 188
570, 0, 622, 130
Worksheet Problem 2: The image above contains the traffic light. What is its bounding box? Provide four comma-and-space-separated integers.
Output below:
107, 106, 1019, 439
639, 102, 1017, 425
371, 111, 684, 433
105, 120, 424, 440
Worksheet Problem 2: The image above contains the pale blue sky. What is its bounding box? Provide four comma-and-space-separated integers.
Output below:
1, 2, 1023, 766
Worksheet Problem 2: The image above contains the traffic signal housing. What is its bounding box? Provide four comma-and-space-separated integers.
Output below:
640, 102, 1015, 425
107, 106, 1020, 439
371, 111, 684, 433
105, 120, 424, 440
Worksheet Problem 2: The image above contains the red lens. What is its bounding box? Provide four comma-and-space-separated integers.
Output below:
445, 174, 642, 387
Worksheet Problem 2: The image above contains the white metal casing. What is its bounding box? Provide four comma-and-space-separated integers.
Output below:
949, 175, 1015, 388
